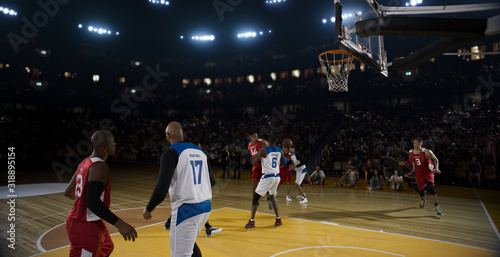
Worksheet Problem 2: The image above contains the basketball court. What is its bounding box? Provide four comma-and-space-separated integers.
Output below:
1, 1, 500, 256
2, 164, 499, 257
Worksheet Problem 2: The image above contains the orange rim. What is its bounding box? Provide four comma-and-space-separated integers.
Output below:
318, 50, 357, 63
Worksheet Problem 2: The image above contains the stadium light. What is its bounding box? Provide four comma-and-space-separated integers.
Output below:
0, 7, 17, 16
192, 34, 215, 41
237, 31, 257, 38
131, 89, 137, 93
266, 0, 286, 4
247, 75, 255, 84
78, 24, 82, 28
93, 74, 100, 82
149, 0, 170, 6
270, 72, 277, 81
180, 35, 184, 39
204, 78, 212, 85
323, 11, 362, 24
84, 24, 119, 36
406, 0, 423, 6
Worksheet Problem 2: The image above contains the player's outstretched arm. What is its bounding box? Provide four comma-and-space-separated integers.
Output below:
426, 149, 441, 174
87, 162, 137, 242
251, 148, 267, 166
64, 171, 77, 200
398, 159, 412, 166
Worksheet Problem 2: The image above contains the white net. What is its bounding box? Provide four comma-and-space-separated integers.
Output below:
318, 50, 355, 92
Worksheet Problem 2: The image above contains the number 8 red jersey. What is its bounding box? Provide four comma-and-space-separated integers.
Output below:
68, 157, 111, 222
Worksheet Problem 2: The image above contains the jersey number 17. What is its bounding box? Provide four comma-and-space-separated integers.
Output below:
190, 160, 203, 185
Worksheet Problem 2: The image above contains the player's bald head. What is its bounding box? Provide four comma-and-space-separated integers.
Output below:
166, 121, 184, 143
91, 130, 114, 148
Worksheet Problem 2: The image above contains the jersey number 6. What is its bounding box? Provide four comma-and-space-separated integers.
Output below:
272, 157, 278, 168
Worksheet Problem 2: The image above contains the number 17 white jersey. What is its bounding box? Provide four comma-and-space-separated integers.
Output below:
261, 146, 282, 175
169, 142, 212, 211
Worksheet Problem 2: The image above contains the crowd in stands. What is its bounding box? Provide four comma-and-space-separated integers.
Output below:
1, 42, 499, 188
2, 47, 498, 108
1, 107, 335, 171
322, 98, 499, 188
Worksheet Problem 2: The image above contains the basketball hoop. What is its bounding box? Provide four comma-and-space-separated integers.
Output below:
318, 50, 357, 92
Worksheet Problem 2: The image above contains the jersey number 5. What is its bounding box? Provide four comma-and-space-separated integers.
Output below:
190, 160, 203, 185
76, 174, 83, 197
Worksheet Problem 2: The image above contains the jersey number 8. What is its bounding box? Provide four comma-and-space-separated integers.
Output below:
76, 174, 83, 198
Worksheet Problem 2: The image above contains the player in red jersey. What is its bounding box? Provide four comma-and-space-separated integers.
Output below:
279, 149, 292, 202
399, 137, 444, 216
65, 130, 137, 257
248, 132, 268, 194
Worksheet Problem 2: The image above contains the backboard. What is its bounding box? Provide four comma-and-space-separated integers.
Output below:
334, 0, 500, 77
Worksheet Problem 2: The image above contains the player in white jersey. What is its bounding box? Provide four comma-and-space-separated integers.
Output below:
143, 122, 216, 257
290, 147, 308, 204
245, 138, 292, 228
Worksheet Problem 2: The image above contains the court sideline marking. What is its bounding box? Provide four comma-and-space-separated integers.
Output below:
226, 206, 500, 254
269, 246, 405, 257
474, 188, 500, 241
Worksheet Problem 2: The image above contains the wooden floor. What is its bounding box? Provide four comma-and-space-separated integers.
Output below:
1, 163, 500, 257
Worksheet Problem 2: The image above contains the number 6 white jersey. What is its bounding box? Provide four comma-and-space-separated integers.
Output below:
261, 146, 283, 175
169, 142, 212, 211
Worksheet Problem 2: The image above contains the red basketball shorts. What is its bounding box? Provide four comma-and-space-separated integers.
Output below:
66, 218, 114, 257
